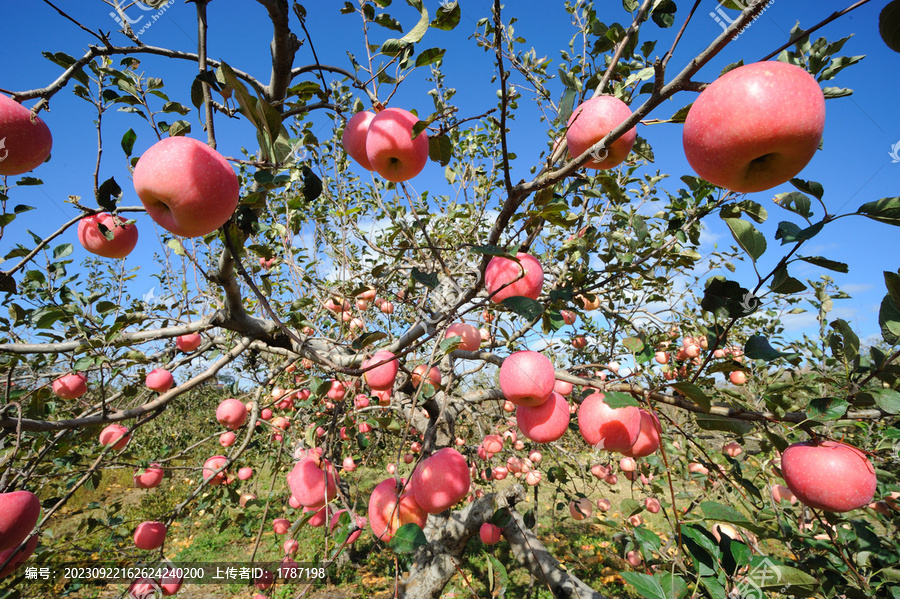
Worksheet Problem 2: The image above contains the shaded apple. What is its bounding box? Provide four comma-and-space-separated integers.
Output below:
77, 213, 138, 259
0, 94, 52, 176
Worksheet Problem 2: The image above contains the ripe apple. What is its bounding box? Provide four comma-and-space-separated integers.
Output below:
364, 107, 429, 182
145, 368, 174, 393
688, 462, 709, 476
0, 94, 52, 176
134, 465, 164, 489
780, 440, 876, 512
622, 409, 662, 458
284, 539, 299, 555
133, 136, 240, 237
368, 478, 427, 541
159, 568, 183, 596
240, 493, 258, 508
216, 398, 248, 430
238, 467, 253, 481
479, 523, 502, 545
626, 550, 643, 567
0, 533, 37, 579
445, 323, 481, 352
0, 491, 41, 552
326, 379, 348, 401
99, 424, 130, 450
578, 393, 641, 452
330, 509, 366, 545
723, 442, 743, 457
645, 497, 661, 513
77, 213, 139, 259
411, 364, 442, 388
341, 110, 376, 170
484, 252, 544, 303
203, 456, 228, 486
273, 518, 290, 535
560, 310, 577, 325
729, 371, 747, 385
525, 470, 542, 486
596, 498, 611, 512
590, 464, 610, 479
52, 373, 88, 400
516, 391, 570, 443
134, 521, 167, 550
287, 456, 338, 508
175, 333, 202, 352
553, 379, 573, 396
619, 457, 637, 472
482, 434, 504, 454
569, 497, 592, 521
219, 431, 236, 447
411, 448, 471, 514
566, 95, 637, 169
499, 351, 555, 407
362, 350, 398, 391
572, 336, 588, 350
682, 61, 825, 193
771, 483, 797, 505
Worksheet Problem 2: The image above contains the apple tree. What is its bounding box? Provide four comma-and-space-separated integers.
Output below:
1, 1, 900, 598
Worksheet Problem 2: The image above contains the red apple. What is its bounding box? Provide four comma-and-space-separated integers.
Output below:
411, 448, 471, 514
566, 95, 637, 169
0, 94, 52, 176
273, 518, 291, 535
445, 323, 481, 352
368, 478, 427, 541
561, 310, 577, 325
98, 424, 130, 450
553, 379, 573, 396
219, 431, 236, 447
341, 110, 376, 170
52, 373, 87, 400
572, 336, 588, 350
516, 391, 570, 443
363, 350, 398, 391
365, 107, 429, 182
729, 371, 747, 385
645, 497, 661, 513
159, 567, 183, 596
216, 398, 248, 430
134, 465, 164, 489
203, 456, 228, 486
484, 252, 544, 303
286, 456, 338, 508
134, 521, 167, 550
596, 498, 611, 512
525, 470, 542, 486
238, 467, 253, 481
77, 213, 139, 259
626, 550, 643, 567
0, 491, 40, 552
411, 364, 442, 388
482, 434, 504, 454
175, 333, 202, 352
479, 523, 502, 545
771, 483, 798, 505
723, 442, 743, 457
145, 368, 174, 393
578, 393, 641, 452
569, 498, 592, 521
326, 379, 348, 401
133, 136, 240, 237
781, 440, 876, 512
622, 410, 662, 458
330, 509, 366, 545
682, 61, 825, 193
499, 351, 555, 407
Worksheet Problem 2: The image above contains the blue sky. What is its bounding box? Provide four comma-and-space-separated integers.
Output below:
1, 0, 897, 344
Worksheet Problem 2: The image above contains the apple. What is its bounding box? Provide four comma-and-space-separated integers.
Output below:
484, 252, 544, 303
479, 523, 502, 545
363, 350, 398, 391
499, 351, 555, 407
216, 398, 248, 430
482, 434, 504, 454
622, 410, 662, 458
525, 470, 542, 486
577, 393, 641, 452
326, 380, 348, 401
682, 61, 825, 193
380, 301, 395, 314
159, 567, 183, 596
0, 94, 52, 176
566, 95, 637, 169
553, 379, 573, 396
134, 521, 167, 550
284, 539, 299, 555
645, 498, 661, 513
723, 442, 743, 457
219, 431, 236, 447
52, 373, 87, 400
590, 464, 610, 479
203, 456, 228, 486
619, 457, 637, 472
341, 110, 376, 170
560, 310, 577, 325
516, 391, 570, 443
569, 498, 592, 521
368, 478, 427, 541
238, 467, 253, 481
364, 107, 429, 182
688, 462, 709, 476
627, 514, 644, 527
780, 440, 876, 512
145, 368, 174, 393
572, 336, 588, 350
176, 333, 202, 352
273, 518, 291, 535
444, 323, 481, 352
729, 371, 747, 386
342, 457, 356, 472
134, 465, 164, 489
330, 509, 366, 545
255, 569, 274, 590
655, 352, 670, 365
128, 578, 156, 598
99, 424, 130, 450
411, 448, 471, 514
411, 364, 442, 389
0, 491, 41, 552
77, 213, 138, 259
626, 550, 643, 567
596, 498, 611, 512
771, 483, 797, 505
133, 136, 240, 237
240, 493, 258, 508
286, 456, 338, 508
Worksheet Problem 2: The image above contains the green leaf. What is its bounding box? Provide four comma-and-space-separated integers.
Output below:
797, 255, 848, 273
700, 277, 758, 319
720, 200, 767, 224
415, 47, 445, 67
53, 243, 73, 260
669, 382, 711, 412
500, 296, 543, 320
858, 197, 900, 227
865, 388, 900, 414
806, 398, 849, 420
623, 336, 644, 353
603, 391, 639, 408
351, 331, 388, 350
97, 177, 122, 212
620, 572, 667, 599
373, 13, 403, 32
774, 192, 813, 219
428, 135, 452, 166
775, 220, 824, 245
885, 271, 900, 308
789, 178, 824, 200
696, 414, 754, 436
120, 128, 136, 158
485, 555, 509, 597
380, 0, 429, 56
411, 267, 438, 290
879, 295, 900, 344
770, 266, 806, 294
744, 335, 794, 361
829, 319, 859, 364
700, 501, 765, 535
166, 239, 186, 256
723, 218, 766, 262
650, 0, 677, 28
430, 1, 460, 30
